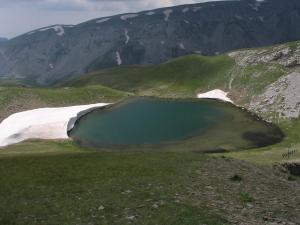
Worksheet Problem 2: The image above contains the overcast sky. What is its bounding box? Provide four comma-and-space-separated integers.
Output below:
0, 0, 218, 39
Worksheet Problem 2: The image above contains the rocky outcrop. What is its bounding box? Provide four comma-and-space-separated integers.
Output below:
278, 161, 300, 176
1, 0, 300, 85
227, 41, 300, 121
249, 72, 300, 120
228, 45, 300, 68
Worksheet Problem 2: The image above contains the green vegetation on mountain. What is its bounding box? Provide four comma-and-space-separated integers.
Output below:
65, 54, 286, 107
0, 85, 129, 121
0, 145, 229, 225
0, 40, 299, 225
67, 55, 235, 97
0, 141, 299, 225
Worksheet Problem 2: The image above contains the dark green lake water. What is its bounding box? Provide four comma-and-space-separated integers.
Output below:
69, 97, 284, 151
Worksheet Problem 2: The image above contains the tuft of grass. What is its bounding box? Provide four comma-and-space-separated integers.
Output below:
230, 174, 242, 182
287, 40, 300, 50
240, 192, 255, 203
288, 175, 297, 181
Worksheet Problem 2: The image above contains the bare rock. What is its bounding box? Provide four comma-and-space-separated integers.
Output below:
249, 72, 300, 120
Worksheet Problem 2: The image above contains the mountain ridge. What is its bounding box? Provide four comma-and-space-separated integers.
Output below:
1, 0, 300, 85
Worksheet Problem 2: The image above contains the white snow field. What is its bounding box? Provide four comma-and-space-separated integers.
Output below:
197, 89, 233, 103
0, 103, 110, 147
40, 25, 65, 36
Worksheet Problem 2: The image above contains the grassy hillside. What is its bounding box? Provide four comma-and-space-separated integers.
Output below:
66, 55, 234, 97
0, 144, 227, 225
0, 85, 130, 121
65, 54, 286, 104
0, 141, 299, 225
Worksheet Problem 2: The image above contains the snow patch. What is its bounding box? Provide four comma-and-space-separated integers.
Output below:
116, 51, 122, 65
96, 18, 110, 24
146, 11, 155, 16
120, 14, 139, 20
193, 6, 202, 12
124, 28, 130, 44
259, 16, 264, 22
234, 15, 242, 20
197, 89, 233, 103
54, 26, 65, 36
27, 31, 36, 35
40, 25, 65, 36
250, 2, 261, 11
163, 9, 173, 21
182, 7, 189, 13
0, 103, 110, 147
179, 43, 185, 50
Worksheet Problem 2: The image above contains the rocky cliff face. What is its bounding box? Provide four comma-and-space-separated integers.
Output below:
1, 0, 300, 85
249, 72, 300, 120
228, 44, 300, 68
228, 41, 300, 121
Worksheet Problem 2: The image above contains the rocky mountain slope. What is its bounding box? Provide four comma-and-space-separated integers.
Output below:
249, 72, 300, 119
1, 0, 300, 85
228, 41, 300, 121
0, 38, 7, 43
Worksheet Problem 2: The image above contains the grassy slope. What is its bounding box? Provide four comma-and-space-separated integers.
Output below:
65, 54, 285, 104
0, 143, 227, 225
0, 85, 130, 121
66, 55, 235, 97
225, 118, 300, 165
0, 141, 299, 225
